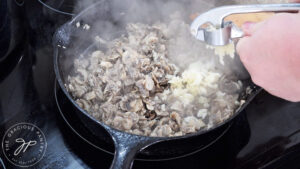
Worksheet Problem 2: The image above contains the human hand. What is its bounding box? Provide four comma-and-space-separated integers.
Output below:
236, 13, 300, 102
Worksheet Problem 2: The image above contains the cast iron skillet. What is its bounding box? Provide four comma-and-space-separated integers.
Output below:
53, 0, 261, 168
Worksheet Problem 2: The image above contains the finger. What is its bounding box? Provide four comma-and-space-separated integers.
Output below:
236, 36, 261, 86
236, 36, 252, 64
236, 35, 251, 55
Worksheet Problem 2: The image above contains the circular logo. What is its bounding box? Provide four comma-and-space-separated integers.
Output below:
2, 123, 47, 167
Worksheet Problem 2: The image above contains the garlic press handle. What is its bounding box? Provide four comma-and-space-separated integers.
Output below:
191, 3, 300, 46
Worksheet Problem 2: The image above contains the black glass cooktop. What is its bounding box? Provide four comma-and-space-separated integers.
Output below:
1, 0, 300, 169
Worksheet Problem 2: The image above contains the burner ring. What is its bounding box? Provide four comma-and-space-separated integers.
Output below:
38, 0, 75, 16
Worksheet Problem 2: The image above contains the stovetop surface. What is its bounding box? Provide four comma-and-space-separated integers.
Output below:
0, 1, 300, 169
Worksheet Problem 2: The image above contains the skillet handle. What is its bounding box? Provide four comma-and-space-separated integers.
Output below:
110, 139, 140, 169
108, 129, 162, 169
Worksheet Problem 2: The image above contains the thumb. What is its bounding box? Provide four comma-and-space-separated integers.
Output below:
236, 36, 251, 63
241, 21, 265, 36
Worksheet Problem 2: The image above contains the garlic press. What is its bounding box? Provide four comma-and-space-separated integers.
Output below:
190, 3, 300, 46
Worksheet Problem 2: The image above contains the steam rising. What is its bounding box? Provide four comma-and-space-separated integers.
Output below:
69, 0, 288, 79
69, 0, 252, 80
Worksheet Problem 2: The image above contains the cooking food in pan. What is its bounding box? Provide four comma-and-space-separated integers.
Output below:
66, 14, 245, 137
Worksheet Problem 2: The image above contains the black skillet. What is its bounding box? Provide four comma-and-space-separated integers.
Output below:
53, 0, 261, 168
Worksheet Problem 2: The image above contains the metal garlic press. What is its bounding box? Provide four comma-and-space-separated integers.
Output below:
190, 3, 300, 46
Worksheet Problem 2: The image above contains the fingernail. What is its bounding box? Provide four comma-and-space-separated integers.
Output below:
242, 21, 255, 30
242, 22, 256, 36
